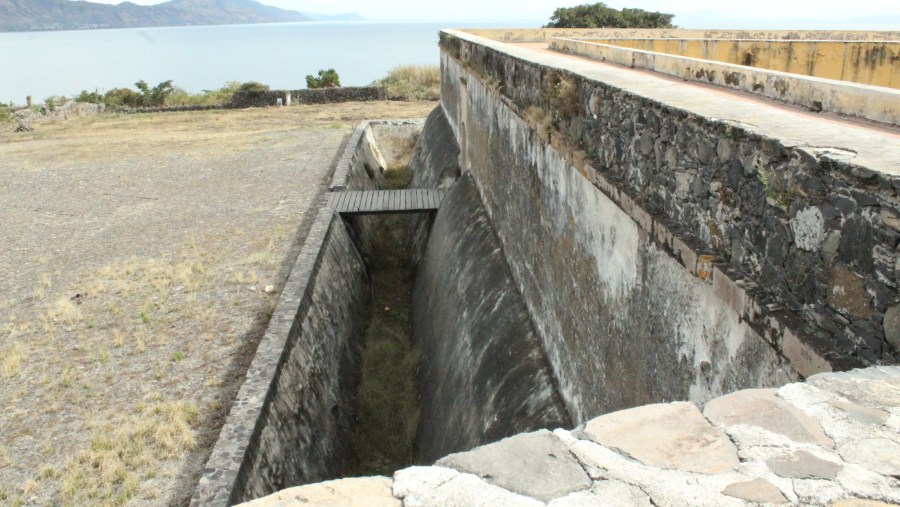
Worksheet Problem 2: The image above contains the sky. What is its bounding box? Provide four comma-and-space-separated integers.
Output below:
74, 0, 900, 27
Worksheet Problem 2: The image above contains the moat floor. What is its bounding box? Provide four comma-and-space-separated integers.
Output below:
0, 101, 437, 507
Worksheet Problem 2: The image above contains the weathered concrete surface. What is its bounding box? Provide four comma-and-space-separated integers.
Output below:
405, 106, 462, 271
412, 173, 570, 461
242, 366, 900, 506
440, 43, 799, 423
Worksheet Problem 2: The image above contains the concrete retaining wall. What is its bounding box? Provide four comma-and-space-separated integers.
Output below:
437, 31, 852, 423
412, 173, 570, 461
405, 107, 461, 270
441, 29, 900, 375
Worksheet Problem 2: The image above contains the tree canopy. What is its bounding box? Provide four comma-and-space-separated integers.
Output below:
545, 3, 675, 29
306, 69, 341, 89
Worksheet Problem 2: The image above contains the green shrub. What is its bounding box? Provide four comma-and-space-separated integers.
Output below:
374, 65, 440, 101
103, 87, 143, 108
306, 69, 341, 89
545, 2, 675, 28
75, 89, 103, 104
238, 81, 270, 93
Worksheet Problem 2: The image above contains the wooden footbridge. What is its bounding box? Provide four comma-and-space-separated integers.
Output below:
327, 189, 449, 215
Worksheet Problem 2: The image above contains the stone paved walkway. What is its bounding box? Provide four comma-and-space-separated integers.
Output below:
241, 366, 899, 506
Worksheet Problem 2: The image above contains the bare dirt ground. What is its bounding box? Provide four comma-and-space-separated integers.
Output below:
0, 100, 437, 507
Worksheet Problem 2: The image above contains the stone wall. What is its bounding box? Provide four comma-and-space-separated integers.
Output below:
437, 32, 841, 423
231, 87, 386, 108
412, 173, 570, 461
193, 121, 394, 506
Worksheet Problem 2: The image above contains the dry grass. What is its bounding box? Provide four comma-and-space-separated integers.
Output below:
375, 65, 441, 101
60, 394, 199, 506
0, 100, 437, 506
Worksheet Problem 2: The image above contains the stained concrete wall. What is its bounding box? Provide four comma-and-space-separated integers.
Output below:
595, 39, 900, 88
405, 107, 461, 270
439, 34, 814, 423
412, 173, 571, 461
550, 37, 900, 125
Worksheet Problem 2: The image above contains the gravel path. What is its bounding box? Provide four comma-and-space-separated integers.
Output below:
0, 101, 436, 506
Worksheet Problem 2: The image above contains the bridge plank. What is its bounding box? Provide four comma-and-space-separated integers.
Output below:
327, 188, 446, 215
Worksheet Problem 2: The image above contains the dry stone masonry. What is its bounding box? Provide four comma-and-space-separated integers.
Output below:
240, 366, 900, 506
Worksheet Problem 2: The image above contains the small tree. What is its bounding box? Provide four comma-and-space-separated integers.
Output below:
306, 69, 341, 89
134, 80, 174, 106
545, 3, 674, 28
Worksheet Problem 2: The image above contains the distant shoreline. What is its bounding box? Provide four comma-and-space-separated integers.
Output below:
0, 0, 363, 33
0, 19, 368, 34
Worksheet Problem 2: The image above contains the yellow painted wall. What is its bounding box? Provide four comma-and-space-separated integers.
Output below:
461, 28, 900, 43
597, 39, 899, 88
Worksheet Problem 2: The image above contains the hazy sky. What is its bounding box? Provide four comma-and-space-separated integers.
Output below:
77, 0, 900, 26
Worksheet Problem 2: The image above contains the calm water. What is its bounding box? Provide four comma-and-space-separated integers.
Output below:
0, 21, 513, 104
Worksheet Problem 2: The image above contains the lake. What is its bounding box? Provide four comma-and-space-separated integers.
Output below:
0, 21, 522, 105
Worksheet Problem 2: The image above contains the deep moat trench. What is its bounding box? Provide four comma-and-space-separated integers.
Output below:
344, 167, 421, 477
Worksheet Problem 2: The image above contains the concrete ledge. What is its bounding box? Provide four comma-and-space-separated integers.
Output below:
550, 37, 900, 125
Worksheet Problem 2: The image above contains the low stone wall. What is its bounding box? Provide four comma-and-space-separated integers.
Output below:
191, 208, 370, 507
240, 365, 900, 506
231, 87, 386, 108
412, 173, 570, 461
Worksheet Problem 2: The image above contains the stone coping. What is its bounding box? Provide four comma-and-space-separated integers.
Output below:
443, 29, 900, 177
549, 37, 900, 125
240, 366, 900, 506
191, 205, 340, 506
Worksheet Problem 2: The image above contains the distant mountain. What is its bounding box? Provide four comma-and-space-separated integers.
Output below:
0, 0, 363, 32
